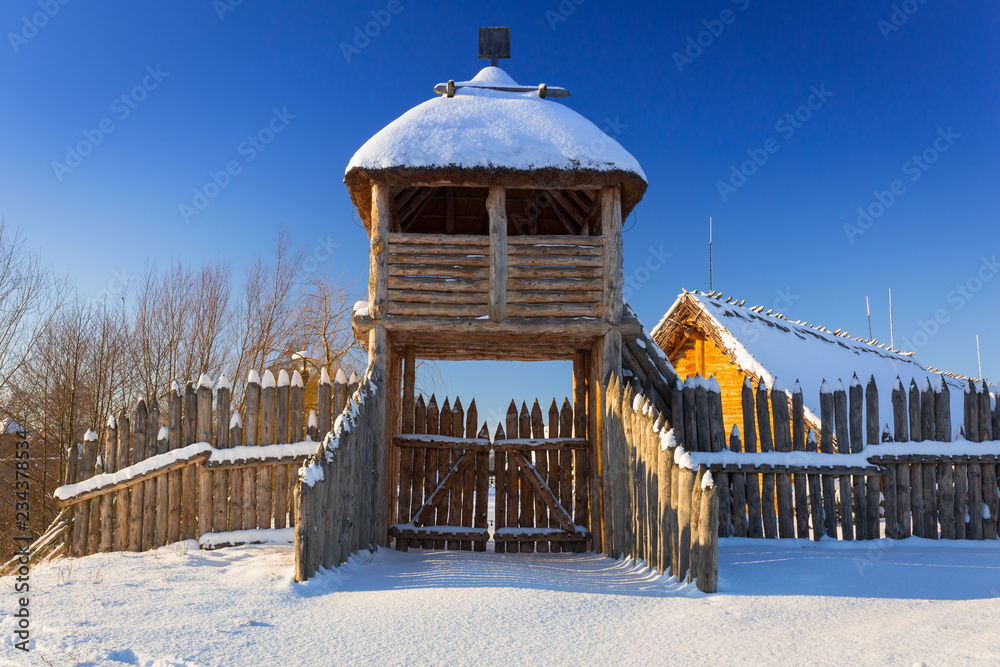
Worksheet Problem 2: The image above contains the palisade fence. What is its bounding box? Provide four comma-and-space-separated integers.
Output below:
10, 368, 362, 570
293, 371, 386, 581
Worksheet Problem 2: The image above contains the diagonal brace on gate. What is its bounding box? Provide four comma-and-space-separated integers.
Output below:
411, 451, 476, 527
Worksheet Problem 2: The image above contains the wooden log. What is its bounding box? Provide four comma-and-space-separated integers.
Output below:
689, 465, 705, 583
550, 400, 564, 553
213, 380, 231, 534
273, 373, 290, 530
588, 342, 606, 554
755, 380, 778, 539
968, 461, 984, 540
396, 347, 416, 550
573, 352, 589, 548
741, 379, 763, 539
676, 465, 694, 582
518, 402, 535, 553
464, 401, 480, 551
166, 386, 183, 542
697, 479, 719, 594
288, 372, 303, 529
437, 398, 454, 548
772, 384, 795, 539
659, 429, 674, 575
849, 376, 868, 540
425, 395, 441, 548
243, 375, 260, 529
229, 417, 243, 533
864, 376, 881, 539
410, 395, 427, 549
178, 384, 197, 539
126, 399, 147, 552
937, 462, 955, 539
113, 410, 130, 552
258, 373, 276, 532
791, 383, 809, 539
979, 380, 994, 442
981, 455, 999, 541
600, 186, 623, 324
802, 428, 822, 541
819, 384, 837, 539
71, 435, 99, 557
448, 399, 466, 550
369, 183, 391, 318
622, 383, 637, 559
473, 421, 490, 552
506, 303, 601, 318
153, 423, 169, 548
730, 425, 748, 538
494, 421, 508, 554
195, 382, 212, 541
955, 459, 969, 540
833, 382, 854, 541
99, 421, 118, 553
891, 378, 910, 538
486, 185, 507, 323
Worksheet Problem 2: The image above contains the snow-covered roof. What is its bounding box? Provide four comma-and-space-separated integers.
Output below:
344, 66, 648, 229
348, 66, 645, 178
652, 291, 991, 432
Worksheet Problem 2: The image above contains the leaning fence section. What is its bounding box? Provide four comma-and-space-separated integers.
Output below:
294, 372, 386, 581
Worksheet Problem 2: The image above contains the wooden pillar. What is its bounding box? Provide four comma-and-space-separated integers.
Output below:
369, 182, 392, 319
601, 186, 623, 325
384, 336, 402, 546
486, 185, 507, 323
369, 323, 390, 546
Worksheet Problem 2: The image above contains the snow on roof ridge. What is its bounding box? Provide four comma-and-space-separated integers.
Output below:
277, 369, 290, 387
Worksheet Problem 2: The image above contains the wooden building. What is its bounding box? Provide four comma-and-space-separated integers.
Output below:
334, 33, 676, 557
651, 290, 980, 440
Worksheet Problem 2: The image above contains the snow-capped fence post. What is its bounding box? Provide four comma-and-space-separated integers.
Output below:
689, 464, 705, 584
805, 429, 823, 541
729, 425, 747, 539
833, 382, 854, 541
70, 433, 99, 557
128, 399, 147, 551
154, 426, 169, 546
214, 377, 231, 533
697, 472, 719, 594
288, 371, 304, 529
675, 462, 694, 582
791, 384, 809, 539
243, 374, 260, 530
182, 383, 198, 539
908, 379, 925, 538
196, 375, 215, 535
772, 382, 795, 540
849, 377, 868, 540
167, 387, 183, 543
741, 379, 763, 539
818, 383, 837, 539
890, 378, 911, 538
229, 411, 244, 531
258, 371, 277, 533
274, 371, 291, 530
919, 380, 938, 539
141, 398, 159, 551
755, 380, 777, 539
865, 376, 882, 538
963, 381, 984, 540
114, 409, 131, 552
979, 380, 999, 540
99, 420, 117, 553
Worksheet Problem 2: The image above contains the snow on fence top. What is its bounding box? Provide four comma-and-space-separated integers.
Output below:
654, 290, 991, 430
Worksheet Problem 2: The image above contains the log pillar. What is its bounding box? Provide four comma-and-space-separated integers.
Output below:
487, 185, 508, 323
370, 182, 392, 319
601, 186, 623, 325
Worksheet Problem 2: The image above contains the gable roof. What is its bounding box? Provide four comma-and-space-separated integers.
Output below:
652, 290, 992, 433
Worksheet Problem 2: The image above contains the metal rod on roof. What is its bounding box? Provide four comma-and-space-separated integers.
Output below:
709, 217, 713, 292
889, 288, 894, 350
976, 334, 983, 380
866, 296, 872, 340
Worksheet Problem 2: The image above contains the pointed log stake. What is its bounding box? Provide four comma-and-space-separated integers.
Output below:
833, 382, 854, 541
697, 478, 719, 594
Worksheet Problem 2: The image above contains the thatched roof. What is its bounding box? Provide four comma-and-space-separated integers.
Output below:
652, 290, 992, 431
345, 66, 647, 228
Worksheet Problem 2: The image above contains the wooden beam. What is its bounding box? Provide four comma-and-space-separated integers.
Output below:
353, 312, 643, 338
601, 187, 623, 325
370, 183, 392, 319
444, 186, 455, 233
487, 186, 508, 323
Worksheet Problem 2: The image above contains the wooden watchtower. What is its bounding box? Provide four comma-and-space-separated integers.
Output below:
346, 29, 648, 553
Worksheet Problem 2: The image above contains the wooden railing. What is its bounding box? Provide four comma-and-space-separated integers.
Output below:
385, 233, 605, 321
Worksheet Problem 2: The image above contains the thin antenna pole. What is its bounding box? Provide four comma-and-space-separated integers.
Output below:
888, 288, 894, 350
709, 217, 713, 292
866, 296, 872, 340
977, 334, 983, 380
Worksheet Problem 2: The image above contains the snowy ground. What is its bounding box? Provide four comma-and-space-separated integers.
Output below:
2, 536, 998, 666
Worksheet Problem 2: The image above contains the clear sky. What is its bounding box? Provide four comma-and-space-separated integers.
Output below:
2, 0, 997, 423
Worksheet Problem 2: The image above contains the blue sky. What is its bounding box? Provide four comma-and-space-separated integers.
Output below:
2, 0, 997, 423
